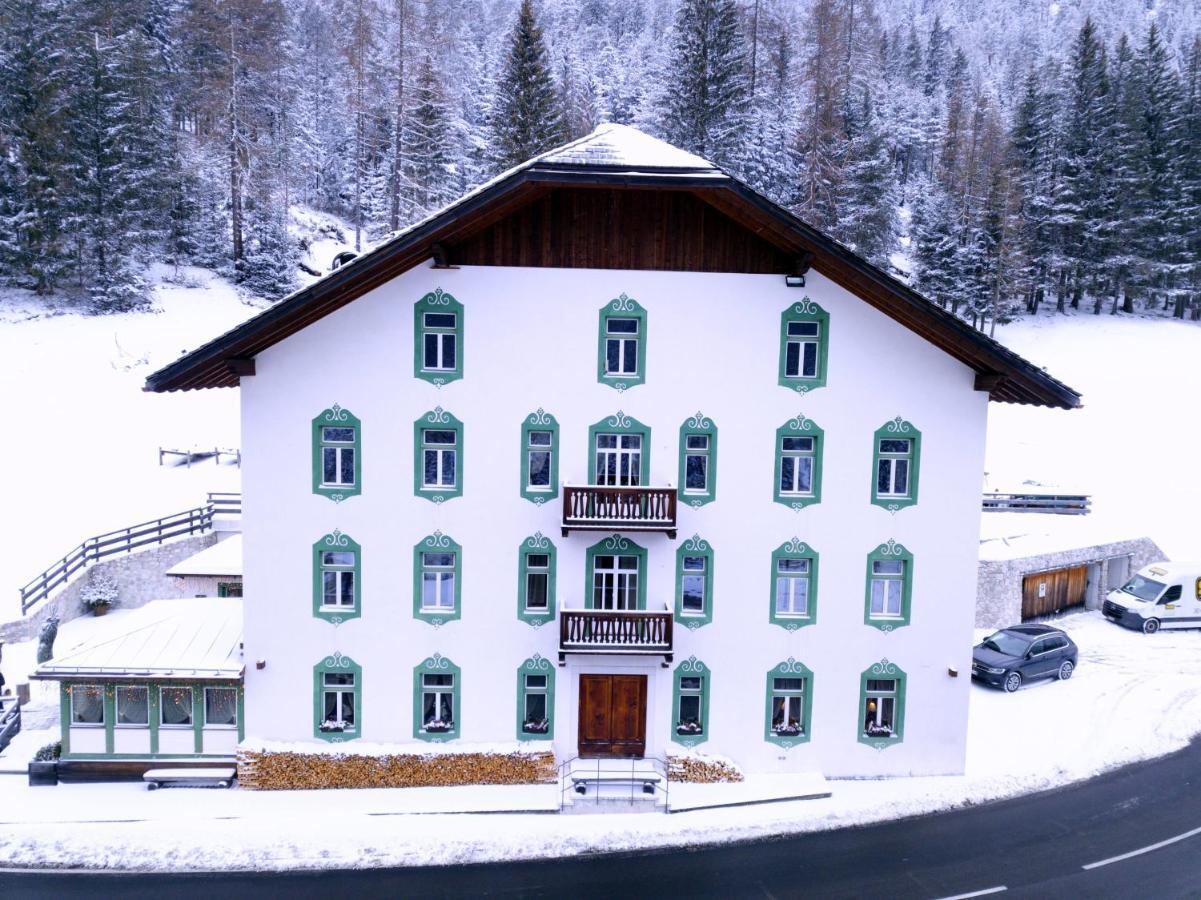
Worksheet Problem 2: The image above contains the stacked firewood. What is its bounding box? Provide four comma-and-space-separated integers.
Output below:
237, 748, 557, 791
666, 753, 744, 783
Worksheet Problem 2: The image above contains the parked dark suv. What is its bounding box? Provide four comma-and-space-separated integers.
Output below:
971, 624, 1078, 692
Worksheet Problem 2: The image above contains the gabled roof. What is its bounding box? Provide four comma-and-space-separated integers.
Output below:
145, 124, 1080, 409
165, 534, 242, 578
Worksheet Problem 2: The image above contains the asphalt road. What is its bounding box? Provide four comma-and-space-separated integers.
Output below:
4, 738, 1201, 900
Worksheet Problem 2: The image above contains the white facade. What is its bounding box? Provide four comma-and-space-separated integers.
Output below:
240, 260, 988, 779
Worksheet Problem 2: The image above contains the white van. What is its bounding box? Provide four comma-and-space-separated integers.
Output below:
1103, 563, 1201, 634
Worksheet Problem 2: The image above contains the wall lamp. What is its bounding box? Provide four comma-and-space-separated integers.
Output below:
785, 251, 815, 288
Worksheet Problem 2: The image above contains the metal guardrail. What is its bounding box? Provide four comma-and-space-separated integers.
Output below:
17, 492, 242, 615
0, 698, 20, 755
982, 493, 1091, 515
558, 754, 670, 811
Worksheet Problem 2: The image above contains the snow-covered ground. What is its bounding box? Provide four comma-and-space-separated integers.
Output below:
0, 610, 1197, 870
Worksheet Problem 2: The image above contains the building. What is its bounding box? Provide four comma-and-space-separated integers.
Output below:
145, 125, 1079, 784
165, 534, 244, 598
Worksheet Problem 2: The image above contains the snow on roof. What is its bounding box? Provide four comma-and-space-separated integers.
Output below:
35, 598, 243, 680
978, 513, 1162, 561
166, 534, 242, 577
538, 123, 718, 171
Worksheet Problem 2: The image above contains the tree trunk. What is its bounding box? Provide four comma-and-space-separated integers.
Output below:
389, 0, 406, 233
228, 14, 243, 266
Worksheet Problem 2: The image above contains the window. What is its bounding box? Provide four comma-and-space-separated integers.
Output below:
1162, 584, 1183, 604
159, 686, 193, 727
677, 413, 718, 507
859, 662, 906, 746
517, 533, 557, 624
672, 658, 710, 747
764, 659, 813, 746
413, 407, 463, 502
674, 535, 714, 628
871, 419, 921, 511
773, 415, 824, 509
313, 653, 361, 741
516, 655, 555, 740
413, 654, 460, 741
413, 288, 463, 385
864, 541, 913, 630
520, 410, 559, 503
217, 582, 242, 598
204, 687, 238, 728
778, 299, 830, 392
587, 412, 651, 486
770, 540, 820, 630
596, 294, 647, 390
311, 405, 361, 501
313, 531, 361, 621
585, 535, 648, 611
116, 686, 148, 726
413, 532, 462, 624
70, 684, 105, 725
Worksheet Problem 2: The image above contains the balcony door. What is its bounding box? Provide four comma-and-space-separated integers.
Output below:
578, 674, 647, 757
595, 433, 642, 487
592, 554, 641, 610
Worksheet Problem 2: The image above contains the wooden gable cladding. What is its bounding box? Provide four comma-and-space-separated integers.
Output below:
448, 187, 793, 274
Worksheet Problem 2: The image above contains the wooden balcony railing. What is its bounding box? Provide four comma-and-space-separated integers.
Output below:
562, 485, 677, 538
559, 607, 674, 666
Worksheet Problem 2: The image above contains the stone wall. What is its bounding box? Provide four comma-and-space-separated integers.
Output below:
976, 537, 1165, 628
1, 533, 219, 643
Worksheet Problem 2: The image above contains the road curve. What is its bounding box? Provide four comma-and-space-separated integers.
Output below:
4, 737, 1201, 899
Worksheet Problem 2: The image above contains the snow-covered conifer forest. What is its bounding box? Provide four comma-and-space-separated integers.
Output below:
0, 0, 1197, 327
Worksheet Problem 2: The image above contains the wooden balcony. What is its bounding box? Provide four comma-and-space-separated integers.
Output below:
562, 485, 677, 538
559, 607, 674, 666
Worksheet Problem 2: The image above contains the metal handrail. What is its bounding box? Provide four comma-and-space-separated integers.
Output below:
558, 753, 670, 811
0, 698, 21, 755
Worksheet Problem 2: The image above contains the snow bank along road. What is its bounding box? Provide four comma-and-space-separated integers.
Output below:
5, 735, 1201, 899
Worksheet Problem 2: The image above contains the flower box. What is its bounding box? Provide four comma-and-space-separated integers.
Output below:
675, 721, 703, 735
772, 723, 804, 737
522, 719, 549, 734
423, 720, 453, 733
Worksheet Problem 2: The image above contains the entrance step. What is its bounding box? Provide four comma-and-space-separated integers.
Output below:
559, 758, 669, 813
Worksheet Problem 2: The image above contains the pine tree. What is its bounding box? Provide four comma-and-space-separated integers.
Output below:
911, 179, 959, 308
833, 86, 895, 265
403, 57, 457, 219
489, 0, 565, 172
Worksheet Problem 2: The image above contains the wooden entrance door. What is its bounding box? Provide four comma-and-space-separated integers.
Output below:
1022, 565, 1088, 619
578, 674, 647, 757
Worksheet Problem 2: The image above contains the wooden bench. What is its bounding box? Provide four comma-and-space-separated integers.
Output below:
143, 767, 235, 790
571, 774, 661, 795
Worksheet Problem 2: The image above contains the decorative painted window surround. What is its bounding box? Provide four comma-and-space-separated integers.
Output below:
770, 538, 820, 630
312, 405, 361, 502
520, 409, 559, 504
313, 652, 361, 742
859, 659, 906, 748
312, 530, 361, 623
414, 407, 463, 503
672, 656, 710, 748
597, 293, 647, 391
871, 418, 921, 512
765, 658, 814, 747
413, 531, 462, 626
516, 654, 555, 741
865, 540, 913, 631
778, 298, 830, 393
414, 288, 463, 386
584, 534, 648, 610
588, 411, 651, 486
675, 534, 713, 628
517, 533, 557, 625
414, 653, 460, 741
773, 414, 824, 510
678, 412, 717, 507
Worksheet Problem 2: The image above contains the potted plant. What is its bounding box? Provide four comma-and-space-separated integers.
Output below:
522, 718, 549, 734
28, 741, 60, 786
772, 721, 804, 737
80, 572, 119, 617
423, 718, 453, 733
676, 719, 703, 736
865, 723, 893, 738
319, 719, 348, 734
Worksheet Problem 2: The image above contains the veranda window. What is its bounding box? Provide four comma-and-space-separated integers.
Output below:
70, 684, 105, 725
205, 687, 238, 728
115, 686, 148, 726
160, 686, 193, 727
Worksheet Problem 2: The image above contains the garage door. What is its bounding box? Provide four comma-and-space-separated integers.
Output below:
1022, 565, 1088, 619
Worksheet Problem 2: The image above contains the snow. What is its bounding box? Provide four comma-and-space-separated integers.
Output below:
165, 534, 242, 577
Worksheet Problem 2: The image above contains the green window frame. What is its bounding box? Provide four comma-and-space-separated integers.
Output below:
312, 405, 361, 502
778, 298, 830, 393
313, 652, 361, 742
859, 660, 906, 747
414, 653, 460, 741
765, 658, 814, 747
516, 654, 555, 741
672, 657, 710, 748
517, 533, 557, 625
675, 534, 713, 629
678, 412, 717, 507
587, 411, 651, 485
769, 539, 820, 630
414, 406, 463, 503
414, 288, 463, 385
520, 409, 559, 504
597, 293, 647, 391
871, 418, 921, 511
413, 531, 462, 625
584, 534, 648, 610
773, 414, 824, 510
864, 540, 913, 631
312, 530, 361, 623
216, 582, 242, 598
